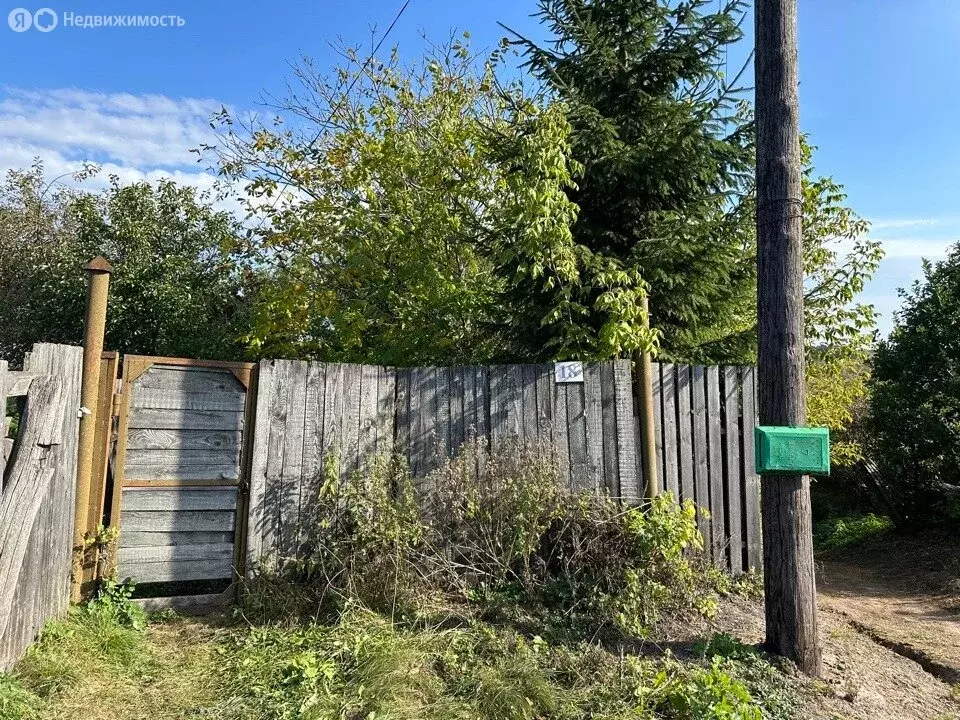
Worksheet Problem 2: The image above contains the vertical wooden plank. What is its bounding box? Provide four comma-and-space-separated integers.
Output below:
394, 368, 411, 466
676, 365, 695, 504
322, 364, 345, 478
450, 366, 465, 454
475, 366, 490, 478
691, 366, 711, 558
475, 365, 489, 450
87, 354, 118, 531
535, 364, 553, 459
506, 365, 524, 443
234, 365, 257, 580
420, 367, 439, 475
358, 365, 378, 472
259, 360, 289, 565
583, 363, 604, 492
551, 366, 571, 486
614, 360, 639, 502
600, 361, 620, 496
488, 366, 505, 453
20, 344, 82, 639
651, 362, 665, 490
723, 366, 745, 575
660, 363, 679, 497
435, 366, 451, 463
706, 366, 726, 566
566, 382, 590, 492
340, 365, 362, 480
521, 364, 539, 447
108, 356, 134, 531
279, 361, 308, 560
84, 353, 119, 587
376, 367, 396, 459
408, 368, 425, 478
300, 363, 326, 491
741, 366, 762, 571
298, 363, 326, 553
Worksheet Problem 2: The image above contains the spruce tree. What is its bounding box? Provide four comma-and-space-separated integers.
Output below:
508, 0, 755, 361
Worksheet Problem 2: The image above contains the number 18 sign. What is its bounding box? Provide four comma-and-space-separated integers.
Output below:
554, 361, 584, 383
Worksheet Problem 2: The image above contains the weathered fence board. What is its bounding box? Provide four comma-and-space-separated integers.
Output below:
661, 363, 679, 497
243, 357, 759, 576
0, 344, 82, 670
676, 366, 695, 503
651, 362, 760, 572
0, 360, 8, 474
121, 510, 236, 533
706, 367, 725, 563
117, 543, 235, 565
691, 366, 711, 556
119, 558, 233, 584
121, 488, 238, 512
248, 359, 637, 569
723, 366, 745, 574
741, 366, 761, 570
122, 531, 234, 548
128, 407, 244, 432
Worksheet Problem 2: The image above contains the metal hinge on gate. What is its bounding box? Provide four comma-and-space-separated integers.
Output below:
112, 391, 123, 418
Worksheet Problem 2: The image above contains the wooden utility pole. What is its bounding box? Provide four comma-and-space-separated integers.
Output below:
72, 256, 112, 602
754, 0, 822, 675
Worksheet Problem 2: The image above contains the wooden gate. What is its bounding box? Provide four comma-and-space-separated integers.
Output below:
108, 356, 255, 603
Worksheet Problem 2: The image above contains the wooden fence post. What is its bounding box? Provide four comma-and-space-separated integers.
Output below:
72, 257, 112, 602
634, 296, 659, 499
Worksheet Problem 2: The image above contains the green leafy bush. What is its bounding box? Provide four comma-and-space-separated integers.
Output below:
813, 513, 893, 551
88, 579, 147, 631
250, 443, 721, 638
868, 244, 960, 527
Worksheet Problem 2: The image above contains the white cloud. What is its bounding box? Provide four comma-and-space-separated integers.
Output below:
868, 217, 940, 231
0, 87, 256, 215
869, 237, 956, 259
0, 87, 225, 169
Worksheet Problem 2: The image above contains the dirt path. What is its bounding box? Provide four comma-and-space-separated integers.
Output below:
817, 529, 960, 686
706, 595, 958, 720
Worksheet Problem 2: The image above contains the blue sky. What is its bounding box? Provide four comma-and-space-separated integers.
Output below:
2, 0, 958, 335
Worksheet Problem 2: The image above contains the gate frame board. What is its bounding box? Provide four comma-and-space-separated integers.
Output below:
81, 351, 120, 591
107, 355, 256, 590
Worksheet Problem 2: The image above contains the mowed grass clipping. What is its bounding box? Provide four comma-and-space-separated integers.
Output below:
0, 605, 229, 720
0, 599, 797, 720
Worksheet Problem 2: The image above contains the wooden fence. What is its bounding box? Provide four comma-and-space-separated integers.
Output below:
246, 360, 638, 569
245, 358, 762, 575
651, 363, 759, 574
0, 344, 82, 669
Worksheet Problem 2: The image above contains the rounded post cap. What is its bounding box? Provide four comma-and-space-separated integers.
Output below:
85, 256, 113, 274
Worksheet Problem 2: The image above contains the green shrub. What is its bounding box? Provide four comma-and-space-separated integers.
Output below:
868, 244, 960, 527
249, 443, 722, 639
813, 513, 893, 551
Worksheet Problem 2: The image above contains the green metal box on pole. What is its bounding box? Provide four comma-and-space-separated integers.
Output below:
754, 426, 830, 476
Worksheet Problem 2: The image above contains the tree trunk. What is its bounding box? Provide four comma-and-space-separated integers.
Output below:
754, 0, 823, 676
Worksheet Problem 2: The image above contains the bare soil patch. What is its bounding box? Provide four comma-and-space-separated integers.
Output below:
817, 529, 960, 686
706, 596, 960, 720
